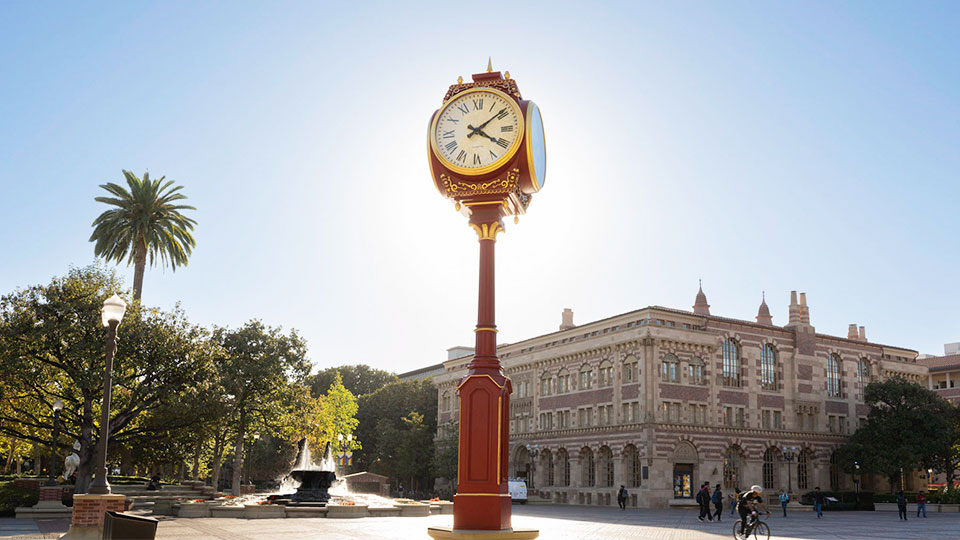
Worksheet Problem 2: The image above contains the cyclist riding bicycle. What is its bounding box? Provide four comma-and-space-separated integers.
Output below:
737, 485, 770, 535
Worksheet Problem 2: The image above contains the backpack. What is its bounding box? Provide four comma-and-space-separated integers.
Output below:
695, 490, 703, 504
712, 490, 721, 504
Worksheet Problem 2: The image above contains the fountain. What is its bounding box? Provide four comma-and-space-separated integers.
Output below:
270, 439, 337, 506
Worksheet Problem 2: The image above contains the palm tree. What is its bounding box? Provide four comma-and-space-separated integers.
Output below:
90, 170, 197, 303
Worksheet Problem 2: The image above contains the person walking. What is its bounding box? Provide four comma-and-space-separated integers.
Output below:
916, 492, 927, 518
778, 489, 789, 517
730, 487, 740, 516
697, 482, 713, 522
712, 484, 723, 521
812, 487, 825, 519
896, 490, 908, 520
617, 485, 628, 510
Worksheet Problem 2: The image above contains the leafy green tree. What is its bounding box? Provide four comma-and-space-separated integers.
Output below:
0, 265, 213, 492
305, 373, 360, 464
310, 365, 397, 398
356, 379, 437, 491
90, 170, 197, 302
432, 420, 458, 485
838, 377, 957, 491
212, 321, 310, 495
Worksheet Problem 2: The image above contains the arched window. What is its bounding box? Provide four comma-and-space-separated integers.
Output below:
722, 339, 741, 387
579, 364, 592, 390
441, 391, 451, 411
624, 445, 641, 488
761, 344, 778, 391
723, 446, 742, 489
623, 354, 639, 384
580, 447, 595, 487
762, 447, 780, 489
597, 446, 614, 487
688, 357, 705, 385
797, 450, 810, 490
540, 371, 553, 396
598, 359, 613, 387
542, 449, 554, 487
557, 368, 570, 393
662, 353, 680, 382
515, 446, 530, 481
556, 448, 570, 487
827, 354, 842, 397
829, 451, 841, 491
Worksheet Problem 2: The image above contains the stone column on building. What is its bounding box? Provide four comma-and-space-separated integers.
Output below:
569, 455, 581, 489
613, 451, 624, 488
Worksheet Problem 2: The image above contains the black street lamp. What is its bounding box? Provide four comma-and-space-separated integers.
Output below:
526, 444, 539, 490
854, 462, 861, 509
46, 398, 64, 486
87, 294, 126, 495
782, 446, 797, 494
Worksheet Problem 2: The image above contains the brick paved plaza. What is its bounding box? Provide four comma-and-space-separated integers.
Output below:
2, 506, 959, 540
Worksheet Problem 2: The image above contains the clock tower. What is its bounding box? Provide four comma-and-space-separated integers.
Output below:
426, 60, 543, 540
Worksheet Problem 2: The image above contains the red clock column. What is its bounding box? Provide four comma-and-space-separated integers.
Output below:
453, 205, 512, 531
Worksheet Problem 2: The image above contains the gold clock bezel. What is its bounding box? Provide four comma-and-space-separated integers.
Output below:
430, 87, 525, 176
524, 101, 546, 193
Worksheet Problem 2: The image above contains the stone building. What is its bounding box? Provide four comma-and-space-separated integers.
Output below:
432, 287, 928, 507
919, 346, 960, 405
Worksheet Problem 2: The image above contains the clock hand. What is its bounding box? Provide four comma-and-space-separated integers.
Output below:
467, 109, 506, 137
473, 129, 498, 144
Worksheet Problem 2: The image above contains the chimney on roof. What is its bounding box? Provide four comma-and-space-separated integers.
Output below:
786, 290, 815, 332
799, 292, 810, 324
858, 326, 867, 342
560, 308, 575, 331
788, 291, 802, 325
848, 324, 859, 340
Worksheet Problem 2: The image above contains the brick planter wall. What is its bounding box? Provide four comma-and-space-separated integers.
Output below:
13, 478, 46, 490
70, 494, 126, 528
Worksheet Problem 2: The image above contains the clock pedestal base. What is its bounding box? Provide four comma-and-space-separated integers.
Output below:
427, 527, 539, 540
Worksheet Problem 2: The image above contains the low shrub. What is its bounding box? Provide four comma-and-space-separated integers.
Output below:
0, 482, 39, 517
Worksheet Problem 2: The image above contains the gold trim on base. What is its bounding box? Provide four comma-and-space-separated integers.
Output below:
470, 222, 504, 241
474, 327, 498, 333
427, 527, 540, 540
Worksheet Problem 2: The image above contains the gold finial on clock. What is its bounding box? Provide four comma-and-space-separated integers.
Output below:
504, 71, 510, 80
457, 76, 463, 84
487, 57, 493, 73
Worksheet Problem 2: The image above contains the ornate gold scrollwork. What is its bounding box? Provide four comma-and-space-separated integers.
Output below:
470, 222, 504, 242
441, 169, 519, 197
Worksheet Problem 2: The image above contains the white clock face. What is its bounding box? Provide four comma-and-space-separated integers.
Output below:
432, 88, 523, 174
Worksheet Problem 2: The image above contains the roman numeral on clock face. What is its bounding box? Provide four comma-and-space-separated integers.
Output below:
501, 125, 513, 132
496, 138, 509, 149
473, 99, 483, 111
496, 108, 508, 120
473, 154, 482, 165
445, 141, 457, 152
457, 103, 470, 115
457, 150, 467, 162
489, 150, 498, 160
442, 130, 455, 139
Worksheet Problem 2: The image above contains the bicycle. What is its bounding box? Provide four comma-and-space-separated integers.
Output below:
733, 513, 770, 540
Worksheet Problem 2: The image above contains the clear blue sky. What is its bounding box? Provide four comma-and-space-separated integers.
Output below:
1, 1, 957, 373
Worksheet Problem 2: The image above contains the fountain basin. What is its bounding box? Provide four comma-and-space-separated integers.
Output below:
210, 506, 245, 518
244, 503, 286, 519
395, 502, 430, 517
325, 503, 369, 518
177, 502, 211, 518
284, 506, 329, 518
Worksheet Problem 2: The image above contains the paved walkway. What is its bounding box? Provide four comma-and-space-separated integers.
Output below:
1, 506, 958, 539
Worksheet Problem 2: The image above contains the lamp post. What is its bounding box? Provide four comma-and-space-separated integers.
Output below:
782, 446, 797, 494
854, 462, 861, 509
46, 399, 64, 486
87, 294, 126, 495
525, 444, 539, 490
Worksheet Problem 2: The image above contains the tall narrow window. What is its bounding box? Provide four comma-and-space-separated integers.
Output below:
557, 449, 570, 487
723, 447, 741, 488
623, 354, 639, 384
581, 448, 595, 487
662, 353, 680, 382
857, 359, 870, 399
827, 354, 842, 397
598, 446, 614, 487
797, 450, 809, 490
579, 364, 592, 390
557, 368, 570, 393
540, 372, 553, 396
689, 357, 705, 385
598, 360, 613, 387
829, 451, 841, 491
761, 344, 777, 391
762, 448, 779, 489
723, 339, 741, 387
625, 445, 641, 487
543, 450, 554, 487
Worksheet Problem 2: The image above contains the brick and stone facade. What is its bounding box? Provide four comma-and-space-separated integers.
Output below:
433, 288, 928, 508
